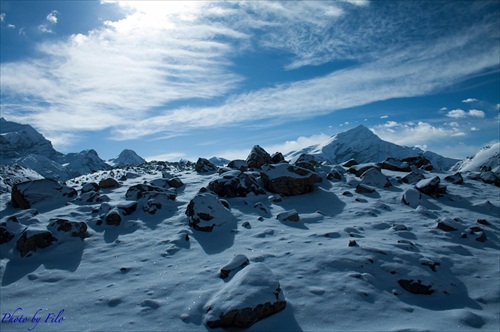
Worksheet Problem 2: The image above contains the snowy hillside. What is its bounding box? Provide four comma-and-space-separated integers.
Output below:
108, 149, 146, 167
0, 146, 499, 332
287, 125, 459, 170
452, 142, 500, 173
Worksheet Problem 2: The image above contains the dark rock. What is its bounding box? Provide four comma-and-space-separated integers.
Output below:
377, 158, 412, 172
16, 229, 57, 257
348, 163, 381, 177
276, 210, 300, 222
342, 159, 359, 167
290, 154, 320, 172
99, 178, 119, 189
480, 171, 500, 187
81, 182, 100, 194
327, 170, 342, 180
477, 219, 491, 226
397, 279, 434, 295
48, 218, 88, 240
476, 232, 487, 242
246, 145, 272, 169
402, 156, 433, 170
437, 221, 458, 232
185, 192, 235, 232
11, 179, 77, 209
195, 158, 218, 173
220, 254, 250, 279
105, 210, 122, 226
208, 171, 265, 198
205, 263, 286, 328
415, 176, 446, 196
227, 160, 248, 172
0, 226, 15, 244
118, 201, 138, 216
125, 184, 176, 201
444, 172, 464, 184
401, 171, 426, 184
260, 164, 321, 196
360, 168, 391, 188
271, 152, 285, 164
355, 184, 375, 194
242, 221, 251, 229
348, 240, 357, 247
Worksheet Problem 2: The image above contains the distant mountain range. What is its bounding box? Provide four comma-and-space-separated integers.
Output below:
0, 117, 145, 181
286, 125, 459, 170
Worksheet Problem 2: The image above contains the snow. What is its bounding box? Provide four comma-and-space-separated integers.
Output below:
107, 149, 146, 167
452, 142, 500, 173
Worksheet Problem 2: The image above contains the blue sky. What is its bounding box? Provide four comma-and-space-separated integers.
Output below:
1, 0, 499, 162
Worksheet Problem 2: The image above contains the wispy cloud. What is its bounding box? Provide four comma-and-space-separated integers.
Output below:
38, 10, 59, 33
46, 10, 58, 24
462, 98, 478, 103
446, 109, 485, 118
0, 13, 5, 22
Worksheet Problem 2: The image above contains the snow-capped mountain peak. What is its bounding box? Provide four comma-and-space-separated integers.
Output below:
108, 149, 146, 167
452, 142, 500, 172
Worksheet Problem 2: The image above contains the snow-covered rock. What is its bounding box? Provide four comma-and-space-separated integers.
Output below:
16, 228, 58, 257
207, 170, 265, 198
0, 164, 44, 193
47, 218, 88, 240
63, 149, 111, 178
286, 125, 458, 170
401, 188, 421, 208
205, 263, 286, 328
227, 160, 248, 172
277, 209, 300, 222
260, 164, 321, 196
360, 168, 391, 188
185, 192, 236, 232
220, 254, 250, 279
195, 158, 217, 173
452, 142, 500, 173
415, 176, 446, 197
108, 149, 146, 167
11, 179, 77, 209
246, 145, 272, 169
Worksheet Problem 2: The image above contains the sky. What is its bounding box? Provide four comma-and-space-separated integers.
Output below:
1, 0, 499, 162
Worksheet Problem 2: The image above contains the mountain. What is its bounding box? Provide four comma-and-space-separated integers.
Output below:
0, 117, 61, 160
108, 149, 146, 167
451, 142, 500, 173
287, 125, 459, 170
62, 149, 111, 178
209, 157, 230, 166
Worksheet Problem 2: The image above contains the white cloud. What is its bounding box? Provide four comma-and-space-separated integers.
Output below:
264, 133, 331, 156
0, 13, 5, 22
470, 127, 479, 131
46, 10, 58, 24
144, 152, 187, 162
7, 24, 15, 29
380, 115, 389, 119
462, 98, 478, 103
446, 109, 467, 118
468, 109, 485, 118
372, 121, 466, 146
496, 103, 500, 110
38, 25, 53, 33
439, 107, 448, 111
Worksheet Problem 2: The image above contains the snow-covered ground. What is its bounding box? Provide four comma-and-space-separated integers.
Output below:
0, 161, 499, 332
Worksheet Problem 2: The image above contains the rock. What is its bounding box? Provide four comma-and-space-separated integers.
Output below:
76, 192, 110, 204
327, 169, 342, 180
342, 159, 359, 167
401, 188, 421, 208
444, 172, 464, 184
220, 254, 250, 279
195, 158, 218, 173
227, 160, 248, 172
205, 263, 286, 328
348, 163, 381, 177
415, 176, 446, 196
246, 145, 272, 169
355, 184, 375, 194
402, 156, 433, 170
105, 209, 122, 226
208, 171, 265, 198
277, 209, 300, 222
290, 154, 320, 172
260, 164, 321, 196
185, 192, 236, 232
47, 219, 88, 240
397, 279, 434, 295
477, 219, 491, 226
125, 184, 176, 201
348, 240, 357, 247
81, 182, 100, 194
377, 158, 412, 172
0, 226, 15, 244
242, 221, 251, 229
480, 171, 500, 187
98, 178, 119, 189
360, 168, 391, 188
167, 177, 184, 188
271, 152, 285, 164
11, 179, 77, 209
118, 201, 138, 216
436, 219, 459, 232
401, 171, 426, 184
16, 228, 57, 257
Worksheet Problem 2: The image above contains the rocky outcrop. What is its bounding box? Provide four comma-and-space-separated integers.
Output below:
246, 145, 272, 169
227, 160, 248, 172
401, 171, 426, 184
444, 172, 464, 184
402, 156, 433, 171
277, 209, 300, 222
11, 179, 77, 209
98, 178, 119, 189
16, 228, 57, 257
290, 154, 321, 172
195, 158, 218, 173
208, 171, 265, 198
355, 184, 376, 194
47, 219, 88, 240
205, 263, 286, 328
377, 158, 412, 172
260, 164, 321, 196
415, 176, 446, 196
348, 163, 381, 177
185, 192, 235, 232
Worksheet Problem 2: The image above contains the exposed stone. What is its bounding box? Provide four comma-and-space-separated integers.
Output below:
437, 221, 458, 232
355, 184, 375, 194
125, 184, 176, 201
11, 179, 77, 209
105, 209, 122, 226
0, 226, 15, 244
16, 229, 57, 257
195, 158, 218, 173
397, 279, 434, 295
290, 154, 320, 172
208, 171, 265, 198
342, 159, 359, 167
81, 182, 100, 194
220, 254, 250, 279
377, 158, 412, 172
480, 171, 500, 187
444, 172, 464, 184
227, 160, 248, 172
47, 218, 88, 240
348, 240, 357, 247
416, 176, 446, 196
402, 156, 433, 170
348, 163, 381, 177
276, 209, 300, 222
185, 192, 236, 232
260, 164, 321, 196
327, 170, 342, 180
246, 145, 272, 169
360, 168, 391, 188
477, 219, 491, 226
270, 152, 285, 164
98, 178, 119, 189
401, 171, 426, 184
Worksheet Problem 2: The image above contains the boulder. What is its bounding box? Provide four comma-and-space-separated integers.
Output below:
260, 164, 321, 196
355, 184, 375, 194
185, 192, 236, 232
195, 158, 217, 173
227, 160, 248, 172
98, 178, 119, 189
16, 228, 57, 257
342, 159, 359, 167
401, 188, 421, 208
81, 182, 100, 194
480, 171, 500, 187
401, 171, 426, 184
402, 156, 433, 170
220, 254, 250, 279
415, 176, 446, 196
271, 152, 285, 164
125, 184, 176, 201
348, 163, 381, 177
208, 171, 265, 198
11, 179, 77, 209
0, 226, 15, 244
246, 145, 272, 169
290, 154, 320, 172
377, 158, 412, 172
205, 263, 286, 328
444, 172, 464, 185
167, 177, 184, 188
360, 168, 391, 188
397, 279, 434, 295
277, 209, 300, 222
47, 218, 88, 240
